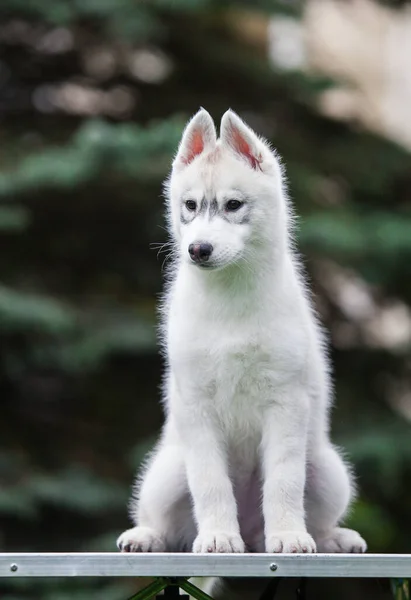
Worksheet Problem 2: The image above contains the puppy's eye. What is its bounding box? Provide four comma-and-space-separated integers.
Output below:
225, 199, 243, 212
185, 200, 197, 211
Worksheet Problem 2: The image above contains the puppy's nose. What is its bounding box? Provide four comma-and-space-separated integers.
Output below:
188, 242, 213, 263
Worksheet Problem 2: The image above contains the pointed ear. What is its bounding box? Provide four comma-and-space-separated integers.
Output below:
220, 110, 265, 171
173, 108, 217, 169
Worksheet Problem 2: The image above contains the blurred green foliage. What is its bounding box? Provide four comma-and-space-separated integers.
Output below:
0, 0, 410, 599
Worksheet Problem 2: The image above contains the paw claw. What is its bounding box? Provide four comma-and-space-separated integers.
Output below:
266, 531, 316, 554
193, 531, 245, 554
117, 526, 166, 553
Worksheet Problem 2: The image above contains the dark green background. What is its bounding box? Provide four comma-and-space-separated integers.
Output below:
0, 1, 410, 598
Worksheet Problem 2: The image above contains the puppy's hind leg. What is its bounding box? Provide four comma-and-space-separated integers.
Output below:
117, 439, 193, 552
305, 443, 367, 553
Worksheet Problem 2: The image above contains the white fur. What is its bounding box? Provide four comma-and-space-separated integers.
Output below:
117, 109, 366, 558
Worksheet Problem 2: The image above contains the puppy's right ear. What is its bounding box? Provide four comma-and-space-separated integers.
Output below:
173, 108, 217, 170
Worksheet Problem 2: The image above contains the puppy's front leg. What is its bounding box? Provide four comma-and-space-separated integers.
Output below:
174, 405, 244, 553
262, 389, 316, 553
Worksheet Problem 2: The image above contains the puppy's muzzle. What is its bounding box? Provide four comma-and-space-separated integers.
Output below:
188, 242, 213, 264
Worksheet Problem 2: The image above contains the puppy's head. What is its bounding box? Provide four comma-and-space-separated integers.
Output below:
165, 108, 286, 271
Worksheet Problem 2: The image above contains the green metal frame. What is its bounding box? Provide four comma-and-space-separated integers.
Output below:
125, 576, 410, 600
392, 579, 410, 600
127, 577, 214, 600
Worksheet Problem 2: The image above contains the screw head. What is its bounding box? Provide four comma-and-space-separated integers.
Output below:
10, 564, 18, 572
269, 562, 278, 572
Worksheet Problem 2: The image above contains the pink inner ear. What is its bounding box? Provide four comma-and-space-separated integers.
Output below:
231, 127, 263, 171
182, 129, 205, 165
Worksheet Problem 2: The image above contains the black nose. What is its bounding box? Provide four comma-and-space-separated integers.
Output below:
188, 242, 213, 263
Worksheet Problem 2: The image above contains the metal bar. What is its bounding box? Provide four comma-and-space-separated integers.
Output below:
126, 578, 167, 600
163, 583, 186, 600
179, 578, 216, 600
1, 553, 411, 579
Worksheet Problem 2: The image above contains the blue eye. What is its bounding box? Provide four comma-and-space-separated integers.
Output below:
185, 200, 197, 211
225, 200, 243, 211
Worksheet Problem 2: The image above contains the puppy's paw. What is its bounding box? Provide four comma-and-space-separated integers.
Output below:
266, 531, 316, 553
117, 526, 166, 552
193, 530, 245, 553
316, 527, 367, 553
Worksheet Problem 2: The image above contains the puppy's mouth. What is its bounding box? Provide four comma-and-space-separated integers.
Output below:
192, 257, 238, 271
194, 261, 219, 270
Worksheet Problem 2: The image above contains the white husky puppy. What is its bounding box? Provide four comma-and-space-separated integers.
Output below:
117, 109, 366, 557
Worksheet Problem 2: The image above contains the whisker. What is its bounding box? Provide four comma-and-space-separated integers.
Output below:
150, 241, 174, 261
150, 242, 172, 249
161, 249, 178, 272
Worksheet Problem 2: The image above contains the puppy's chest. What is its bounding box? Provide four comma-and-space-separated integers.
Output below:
212, 343, 273, 401
168, 302, 305, 428
176, 333, 277, 420
206, 345, 270, 442
216, 353, 278, 466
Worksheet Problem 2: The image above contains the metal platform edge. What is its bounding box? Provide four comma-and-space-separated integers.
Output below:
0, 553, 410, 578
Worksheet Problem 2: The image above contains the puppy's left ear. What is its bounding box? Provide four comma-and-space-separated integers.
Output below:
173, 108, 217, 170
220, 110, 266, 171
